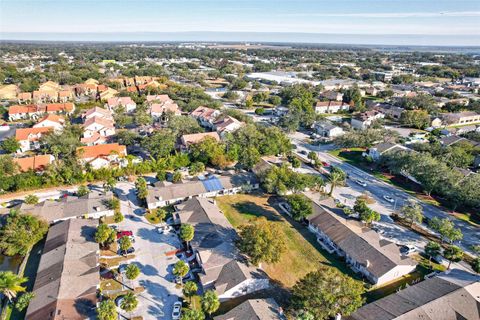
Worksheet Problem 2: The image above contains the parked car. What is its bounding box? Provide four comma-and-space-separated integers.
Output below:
172, 301, 182, 320
322, 161, 330, 167
116, 231, 133, 239
115, 295, 125, 307
400, 245, 416, 256
119, 247, 135, 256
355, 179, 367, 187
383, 195, 395, 203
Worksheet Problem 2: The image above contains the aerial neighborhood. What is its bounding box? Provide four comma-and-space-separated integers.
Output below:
0, 43, 479, 320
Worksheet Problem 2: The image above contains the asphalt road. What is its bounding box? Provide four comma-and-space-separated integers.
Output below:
289, 131, 479, 257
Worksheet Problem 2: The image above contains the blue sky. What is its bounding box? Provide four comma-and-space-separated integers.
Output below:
1, 0, 480, 45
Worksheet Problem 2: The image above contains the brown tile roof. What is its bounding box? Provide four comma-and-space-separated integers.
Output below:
44, 102, 74, 112
35, 114, 65, 125
8, 104, 38, 115
13, 155, 54, 172
181, 132, 220, 146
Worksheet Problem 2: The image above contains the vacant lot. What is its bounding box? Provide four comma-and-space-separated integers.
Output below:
216, 193, 359, 288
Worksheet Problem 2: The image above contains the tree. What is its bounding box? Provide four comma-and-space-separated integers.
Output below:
0, 271, 27, 301
425, 241, 442, 262
189, 162, 205, 175
201, 290, 220, 316
103, 177, 116, 192
238, 146, 260, 169
114, 211, 124, 223
125, 264, 140, 280
181, 308, 205, 320
24, 194, 39, 205
238, 217, 286, 266
328, 167, 346, 196
97, 299, 117, 320
473, 257, 480, 274
290, 266, 364, 319
77, 185, 90, 197
0, 136, 20, 153
14, 292, 35, 311
173, 260, 190, 280
119, 236, 132, 253
400, 200, 423, 226
286, 194, 312, 221
0, 211, 48, 256
141, 130, 176, 158
172, 170, 183, 183
154, 207, 167, 223
94, 224, 115, 247
120, 292, 138, 312
135, 177, 148, 200
183, 281, 198, 303
443, 245, 463, 270
400, 110, 430, 129
307, 151, 318, 164
429, 217, 463, 243
359, 208, 380, 226
180, 224, 195, 246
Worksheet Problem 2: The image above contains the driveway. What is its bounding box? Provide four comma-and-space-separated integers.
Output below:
114, 182, 183, 320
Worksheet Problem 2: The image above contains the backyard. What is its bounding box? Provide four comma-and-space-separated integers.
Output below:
215, 193, 361, 288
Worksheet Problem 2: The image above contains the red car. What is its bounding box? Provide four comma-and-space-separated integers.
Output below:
116, 231, 133, 239
322, 161, 330, 167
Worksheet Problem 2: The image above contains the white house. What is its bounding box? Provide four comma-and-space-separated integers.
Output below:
315, 101, 350, 114
314, 121, 344, 138
106, 97, 137, 112
77, 143, 127, 170
351, 110, 385, 130
33, 114, 65, 132
190, 106, 221, 129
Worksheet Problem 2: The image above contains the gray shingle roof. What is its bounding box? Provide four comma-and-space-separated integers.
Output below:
308, 202, 416, 279
214, 298, 284, 320
346, 269, 480, 320
26, 219, 99, 320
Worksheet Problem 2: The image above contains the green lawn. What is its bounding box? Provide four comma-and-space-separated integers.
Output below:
215, 193, 362, 288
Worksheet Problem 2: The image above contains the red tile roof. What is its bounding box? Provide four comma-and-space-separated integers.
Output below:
15, 127, 53, 141
77, 143, 126, 159
14, 155, 54, 172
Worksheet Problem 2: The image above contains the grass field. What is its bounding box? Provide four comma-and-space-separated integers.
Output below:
215, 193, 361, 288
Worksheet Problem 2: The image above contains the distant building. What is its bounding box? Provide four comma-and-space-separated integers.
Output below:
33, 114, 65, 131
180, 132, 220, 149
106, 96, 136, 112
77, 143, 127, 169
314, 121, 344, 138
190, 106, 221, 129
213, 116, 244, 138
25, 219, 99, 320
351, 111, 385, 130
320, 90, 344, 101
315, 101, 350, 114
373, 104, 404, 120
346, 269, 480, 320
15, 127, 53, 152
366, 142, 411, 161
13, 155, 55, 172
442, 111, 480, 126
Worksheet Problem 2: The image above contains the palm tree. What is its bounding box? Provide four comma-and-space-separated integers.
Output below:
201, 290, 220, 317
120, 292, 138, 312
0, 271, 27, 301
328, 170, 345, 196
444, 245, 463, 270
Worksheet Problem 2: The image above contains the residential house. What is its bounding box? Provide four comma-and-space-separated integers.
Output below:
146, 172, 259, 209
77, 143, 127, 169
320, 90, 343, 101
106, 97, 137, 112
39, 80, 61, 92
439, 135, 466, 147
307, 200, 417, 285
17, 191, 114, 222
351, 111, 385, 130
83, 106, 114, 121
15, 127, 53, 152
431, 117, 443, 128
175, 197, 269, 300
346, 269, 480, 320
456, 125, 477, 135
181, 132, 220, 149
146, 95, 181, 119
366, 142, 411, 161
98, 87, 118, 101
315, 101, 350, 114
213, 116, 244, 138
373, 104, 405, 120
42, 102, 75, 115
58, 90, 74, 102
214, 298, 284, 320
0, 84, 19, 100
33, 90, 58, 103
17, 92, 33, 104
314, 121, 344, 138
13, 155, 55, 172
81, 116, 115, 146
442, 111, 480, 126
33, 114, 65, 131
8, 104, 41, 121
25, 219, 99, 320
190, 106, 221, 129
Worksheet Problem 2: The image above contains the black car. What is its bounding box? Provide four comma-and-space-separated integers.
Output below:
119, 247, 135, 255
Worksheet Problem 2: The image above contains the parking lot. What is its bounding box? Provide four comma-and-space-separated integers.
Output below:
114, 182, 183, 319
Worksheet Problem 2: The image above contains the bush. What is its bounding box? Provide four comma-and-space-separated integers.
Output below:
114, 211, 124, 223
255, 107, 265, 115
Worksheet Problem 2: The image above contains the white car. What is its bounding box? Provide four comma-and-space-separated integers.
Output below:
355, 179, 367, 187
383, 195, 395, 203
400, 245, 416, 256
172, 301, 182, 320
